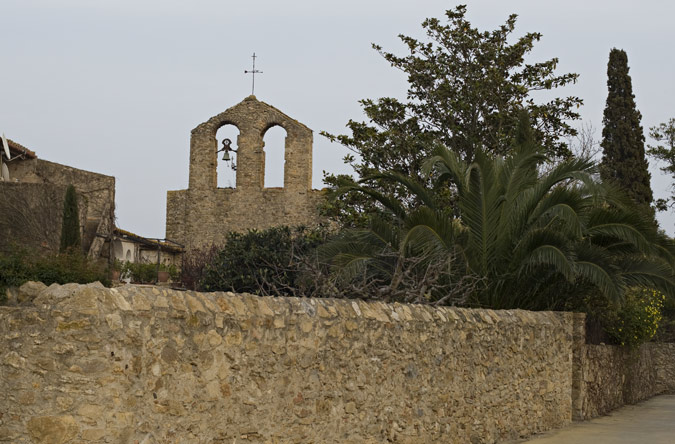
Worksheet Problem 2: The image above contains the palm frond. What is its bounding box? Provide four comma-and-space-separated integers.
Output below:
365, 171, 439, 209
423, 144, 467, 194
460, 151, 505, 274
522, 245, 574, 282
336, 183, 407, 220
615, 257, 675, 297
400, 207, 459, 259
574, 261, 620, 302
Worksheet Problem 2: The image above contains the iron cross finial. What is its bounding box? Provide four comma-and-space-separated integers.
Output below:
244, 52, 263, 95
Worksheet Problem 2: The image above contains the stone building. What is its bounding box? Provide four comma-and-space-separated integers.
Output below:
0, 138, 115, 258
111, 227, 182, 267
165, 96, 324, 250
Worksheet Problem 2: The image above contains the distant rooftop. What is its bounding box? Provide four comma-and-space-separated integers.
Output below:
4, 138, 37, 160
113, 227, 184, 253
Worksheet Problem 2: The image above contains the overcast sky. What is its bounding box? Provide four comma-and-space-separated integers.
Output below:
2, 0, 674, 237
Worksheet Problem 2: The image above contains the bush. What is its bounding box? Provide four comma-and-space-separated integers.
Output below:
60, 184, 81, 253
0, 250, 33, 303
0, 249, 110, 303
604, 287, 665, 348
656, 296, 675, 343
200, 226, 329, 295
121, 262, 179, 284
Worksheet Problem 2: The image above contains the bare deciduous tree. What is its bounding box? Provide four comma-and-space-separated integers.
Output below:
569, 121, 601, 160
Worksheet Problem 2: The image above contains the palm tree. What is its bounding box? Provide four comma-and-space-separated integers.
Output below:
322, 139, 675, 310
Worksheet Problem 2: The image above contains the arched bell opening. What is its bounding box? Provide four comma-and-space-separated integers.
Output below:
262, 124, 287, 188
216, 124, 240, 188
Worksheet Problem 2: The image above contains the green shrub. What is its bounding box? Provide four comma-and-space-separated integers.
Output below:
0, 250, 33, 303
121, 261, 179, 283
166, 264, 179, 281
200, 226, 329, 295
0, 249, 110, 303
122, 262, 156, 283
655, 296, 675, 342
60, 184, 81, 253
604, 287, 665, 347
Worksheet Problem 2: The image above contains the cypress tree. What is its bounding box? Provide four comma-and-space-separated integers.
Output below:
600, 49, 653, 209
60, 184, 81, 253
513, 109, 536, 150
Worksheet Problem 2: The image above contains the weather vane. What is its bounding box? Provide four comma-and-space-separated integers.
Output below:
244, 52, 262, 95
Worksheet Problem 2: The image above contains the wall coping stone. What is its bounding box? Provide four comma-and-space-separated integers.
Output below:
3, 282, 574, 332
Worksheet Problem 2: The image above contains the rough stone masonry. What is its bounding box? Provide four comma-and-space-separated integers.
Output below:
1, 282, 577, 443
165, 96, 324, 250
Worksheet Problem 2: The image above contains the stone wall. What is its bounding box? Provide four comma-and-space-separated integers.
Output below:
651, 343, 675, 394
0, 183, 69, 253
0, 183, 103, 256
166, 187, 324, 249
8, 159, 114, 222
1, 158, 115, 257
572, 331, 675, 420
165, 96, 324, 250
1, 283, 575, 444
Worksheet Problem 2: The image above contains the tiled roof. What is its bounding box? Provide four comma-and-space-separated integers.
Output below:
4, 138, 37, 159
113, 227, 184, 253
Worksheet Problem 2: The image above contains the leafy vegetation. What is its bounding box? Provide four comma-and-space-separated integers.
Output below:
648, 118, 675, 211
60, 185, 81, 253
321, 120, 675, 311
602, 287, 665, 348
121, 261, 179, 284
655, 295, 675, 343
200, 226, 330, 296
0, 249, 110, 303
322, 5, 582, 227
600, 49, 653, 213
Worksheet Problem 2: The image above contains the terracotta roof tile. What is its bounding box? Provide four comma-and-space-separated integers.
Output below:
4, 138, 37, 159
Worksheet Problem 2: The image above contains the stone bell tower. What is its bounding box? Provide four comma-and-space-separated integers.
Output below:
165, 96, 324, 249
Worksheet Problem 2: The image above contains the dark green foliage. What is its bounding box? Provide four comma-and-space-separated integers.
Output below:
600, 49, 654, 211
200, 226, 329, 295
59, 185, 81, 253
647, 118, 675, 211
0, 249, 110, 303
121, 262, 179, 284
322, 5, 582, 226
0, 250, 32, 303
656, 295, 675, 342
322, 127, 675, 310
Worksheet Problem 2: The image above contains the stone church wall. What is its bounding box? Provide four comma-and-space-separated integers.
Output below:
166, 187, 324, 249
165, 96, 324, 250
